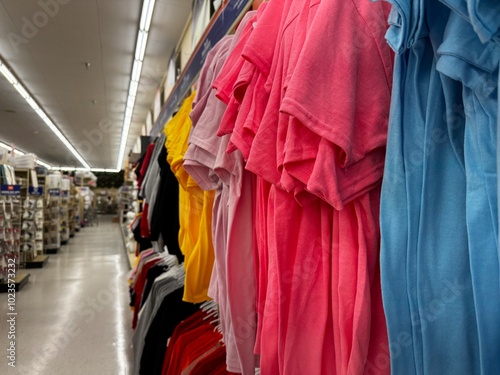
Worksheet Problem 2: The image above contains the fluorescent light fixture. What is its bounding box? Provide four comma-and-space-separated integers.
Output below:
51, 167, 89, 171
90, 168, 120, 173
36, 160, 52, 169
116, 0, 157, 171
140, 0, 156, 31
129, 81, 139, 97
131, 60, 143, 82
42, 116, 58, 132
125, 107, 133, 119
127, 95, 136, 109
135, 30, 148, 61
0, 63, 17, 85
26, 97, 40, 111
35, 107, 45, 117
0, 58, 90, 169
14, 83, 30, 99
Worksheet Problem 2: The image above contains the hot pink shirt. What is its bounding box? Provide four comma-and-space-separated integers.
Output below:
277, 0, 393, 373
280, 0, 394, 209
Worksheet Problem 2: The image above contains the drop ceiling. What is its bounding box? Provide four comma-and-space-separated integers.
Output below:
0, 0, 191, 168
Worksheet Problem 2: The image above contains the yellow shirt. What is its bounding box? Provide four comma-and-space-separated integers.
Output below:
164, 92, 215, 303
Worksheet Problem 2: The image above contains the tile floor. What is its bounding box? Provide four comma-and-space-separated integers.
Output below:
0, 215, 134, 375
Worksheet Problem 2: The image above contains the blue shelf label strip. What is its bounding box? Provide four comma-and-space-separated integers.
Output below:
29, 187, 44, 196
150, 0, 251, 138
1, 185, 21, 196
48, 189, 60, 197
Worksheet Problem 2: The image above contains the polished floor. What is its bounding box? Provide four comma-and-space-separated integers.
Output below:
0, 215, 134, 375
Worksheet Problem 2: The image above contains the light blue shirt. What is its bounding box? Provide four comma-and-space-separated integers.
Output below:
380, 1, 481, 374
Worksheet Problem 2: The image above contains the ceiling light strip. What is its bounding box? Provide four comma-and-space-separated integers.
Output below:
0, 59, 90, 169
0, 64, 16, 84
131, 60, 143, 82
36, 160, 52, 169
116, 0, 157, 171
50, 166, 119, 173
1, 141, 117, 172
140, 0, 156, 32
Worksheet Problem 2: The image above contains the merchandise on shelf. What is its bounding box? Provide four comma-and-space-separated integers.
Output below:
15, 168, 42, 263
44, 173, 62, 251
30, 187, 45, 256
76, 186, 97, 227
69, 183, 76, 237
74, 190, 81, 232
60, 176, 70, 244
0, 182, 22, 282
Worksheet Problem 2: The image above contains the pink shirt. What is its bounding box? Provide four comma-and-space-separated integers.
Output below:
184, 34, 258, 375
277, 0, 393, 373
213, 10, 259, 105
280, 0, 394, 209
244, 0, 306, 188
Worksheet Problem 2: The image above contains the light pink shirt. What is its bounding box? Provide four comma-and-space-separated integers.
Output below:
184, 19, 259, 374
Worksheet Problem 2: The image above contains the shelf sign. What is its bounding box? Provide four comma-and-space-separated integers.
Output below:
1, 185, 21, 196
48, 188, 60, 197
29, 187, 44, 196
150, 0, 252, 138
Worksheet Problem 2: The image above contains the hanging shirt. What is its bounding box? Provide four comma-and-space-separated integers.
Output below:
132, 264, 186, 375
380, 1, 481, 374
280, 0, 393, 209
165, 92, 215, 303
185, 32, 259, 374
464, 0, 500, 43
149, 145, 184, 263
436, 6, 500, 373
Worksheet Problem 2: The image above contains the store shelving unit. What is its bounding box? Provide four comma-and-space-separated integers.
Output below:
44, 174, 61, 254
0, 166, 30, 292
69, 182, 76, 238
75, 190, 82, 232
14, 169, 33, 267
26, 186, 48, 268
44, 188, 61, 254
60, 177, 70, 245
14, 169, 48, 269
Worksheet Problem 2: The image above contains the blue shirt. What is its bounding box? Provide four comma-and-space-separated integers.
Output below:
380, 1, 480, 374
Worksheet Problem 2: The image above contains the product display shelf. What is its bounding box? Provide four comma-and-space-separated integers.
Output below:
60, 190, 70, 245
74, 189, 82, 232
69, 184, 76, 237
44, 185, 61, 254
29, 186, 47, 267
76, 186, 97, 227
14, 169, 48, 269
13, 170, 33, 267
0, 168, 30, 292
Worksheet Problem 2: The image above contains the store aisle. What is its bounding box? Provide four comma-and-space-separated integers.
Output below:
0, 216, 134, 375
